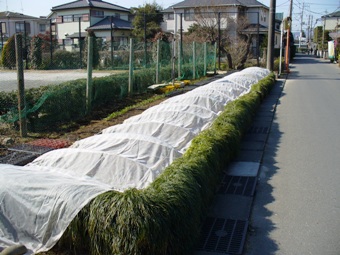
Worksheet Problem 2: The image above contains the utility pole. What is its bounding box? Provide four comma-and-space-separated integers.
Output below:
285, 0, 293, 72
307, 15, 310, 43
267, 0, 276, 71
299, 2, 304, 48
310, 15, 313, 43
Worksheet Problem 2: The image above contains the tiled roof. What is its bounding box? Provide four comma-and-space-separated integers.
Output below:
88, 16, 132, 30
0, 11, 39, 19
322, 10, 340, 18
52, 0, 130, 13
163, 0, 267, 12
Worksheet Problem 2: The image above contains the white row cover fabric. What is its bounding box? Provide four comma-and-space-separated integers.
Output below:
0, 67, 270, 254
101, 121, 198, 153
0, 164, 111, 253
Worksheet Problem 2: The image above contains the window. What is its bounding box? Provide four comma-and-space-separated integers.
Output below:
115, 13, 120, 19
82, 14, 89, 21
91, 10, 104, 18
184, 9, 194, 21
73, 14, 83, 22
15, 22, 30, 33
63, 15, 73, 22
0, 22, 7, 34
39, 24, 46, 32
56, 16, 62, 23
165, 13, 174, 20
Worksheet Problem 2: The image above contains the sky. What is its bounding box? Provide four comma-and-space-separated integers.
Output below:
1, 0, 339, 33
260, 0, 340, 33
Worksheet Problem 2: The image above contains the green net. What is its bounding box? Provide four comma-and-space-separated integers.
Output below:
0, 36, 217, 132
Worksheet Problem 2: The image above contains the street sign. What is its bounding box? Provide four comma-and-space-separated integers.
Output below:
283, 17, 291, 30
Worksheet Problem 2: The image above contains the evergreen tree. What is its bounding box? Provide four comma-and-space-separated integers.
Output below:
1, 35, 16, 69
131, 3, 163, 42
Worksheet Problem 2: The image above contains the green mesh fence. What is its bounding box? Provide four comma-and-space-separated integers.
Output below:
0, 34, 216, 133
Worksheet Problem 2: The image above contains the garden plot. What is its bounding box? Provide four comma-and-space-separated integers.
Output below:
0, 67, 270, 254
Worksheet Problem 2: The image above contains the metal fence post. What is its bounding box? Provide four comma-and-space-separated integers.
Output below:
15, 33, 27, 137
192, 41, 196, 80
156, 39, 160, 84
79, 17, 82, 69
218, 12, 221, 70
128, 38, 134, 94
49, 19, 53, 67
86, 36, 93, 114
110, 16, 114, 68
214, 42, 217, 74
177, 39, 181, 80
144, 13, 147, 68
204, 42, 207, 76
23, 21, 28, 70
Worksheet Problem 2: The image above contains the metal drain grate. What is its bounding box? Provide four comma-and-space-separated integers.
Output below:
248, 126, 269, 134
196, 217, 248, 254
218, 176, 257, 196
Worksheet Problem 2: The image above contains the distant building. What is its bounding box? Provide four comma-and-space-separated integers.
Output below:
49, 0, 133, 51
321, 10, 340, 41
161, 0, 282, 52
0, 11, 49, 41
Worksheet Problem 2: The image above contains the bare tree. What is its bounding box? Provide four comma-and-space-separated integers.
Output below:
185, 5, 256, 69
223, 15, 255, 69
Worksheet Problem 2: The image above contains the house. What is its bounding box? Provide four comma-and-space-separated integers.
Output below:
49, 0, 133, 51
321, 10, 340, 42
161, 0, 281, 54
0, 11, 49, 42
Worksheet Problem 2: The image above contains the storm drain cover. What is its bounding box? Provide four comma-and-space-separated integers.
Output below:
196, 217, 248, 254
218, 176, 257, 197
247, 126, 269, 134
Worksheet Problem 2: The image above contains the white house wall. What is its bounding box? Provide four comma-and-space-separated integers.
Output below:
54, 9, 130, 41
0, 17, 48, 39
247, 7, 269, 27
324, 18, 339, 31
162, 6, 266, 33
58, 21, 90, 40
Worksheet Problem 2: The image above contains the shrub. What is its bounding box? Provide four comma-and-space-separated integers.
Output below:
1, 35, 16, 69
52, 50, 80, 69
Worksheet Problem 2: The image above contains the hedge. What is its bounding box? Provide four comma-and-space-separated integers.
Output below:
52, 72, 276, 255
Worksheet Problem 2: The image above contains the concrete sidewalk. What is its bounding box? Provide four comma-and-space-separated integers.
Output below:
194, 54, 340, 255
194, 71, 285, 254
245, 55, 340, 254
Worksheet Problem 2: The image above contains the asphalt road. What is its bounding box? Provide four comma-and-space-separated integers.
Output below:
0, 70, 116, 92
245, 55, 340, 254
